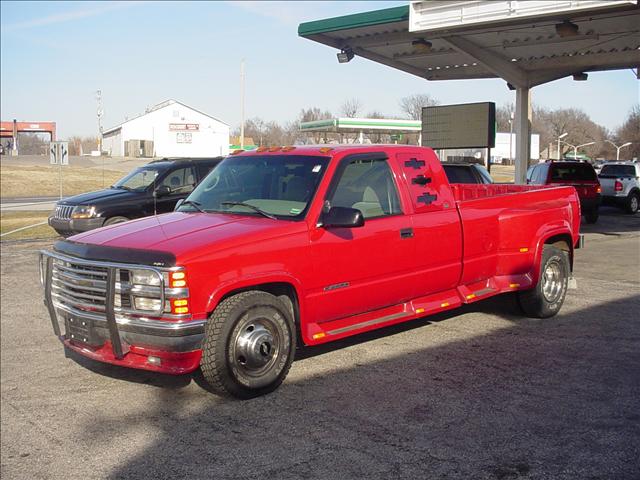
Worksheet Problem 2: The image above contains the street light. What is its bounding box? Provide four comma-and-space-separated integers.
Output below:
561, 140, 595, 160
557, 132, 568, 160
605, 140, 632, 161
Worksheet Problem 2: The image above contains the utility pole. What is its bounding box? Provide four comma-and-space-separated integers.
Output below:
240, 60, 245, 149
96, 90, 104, 186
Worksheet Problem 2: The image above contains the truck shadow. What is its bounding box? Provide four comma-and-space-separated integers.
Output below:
74, 294, 639, 479
63, 293, 522, 389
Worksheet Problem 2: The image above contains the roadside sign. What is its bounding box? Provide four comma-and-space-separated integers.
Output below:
49, 144, 57, 164
50, 141, 69, 199
59, 142, 69, 165
50, 141, 69, 165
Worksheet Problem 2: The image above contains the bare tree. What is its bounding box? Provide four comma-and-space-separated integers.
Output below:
399, 93, 439, 120
340, 98, 362, 118
496, 103, 515, 132
532, 106, 608, 159
366, 111, 387, 119
299, 107, 332, 123
297, 107, 333, 144
615, 104, 640, 160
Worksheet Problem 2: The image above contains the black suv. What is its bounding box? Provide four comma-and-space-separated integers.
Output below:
49, 157, 223, 236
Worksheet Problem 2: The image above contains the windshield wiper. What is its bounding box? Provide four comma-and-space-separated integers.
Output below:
221, 201, 277, 220
113, 185, 133, 191
181, 200, 207, 213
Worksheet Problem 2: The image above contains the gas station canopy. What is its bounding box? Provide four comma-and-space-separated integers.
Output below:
299, 0, 640, 183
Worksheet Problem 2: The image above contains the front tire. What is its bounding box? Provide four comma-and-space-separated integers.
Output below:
103, 216, 129, 226
518, 245, 569, 318
200, 291, 296, 399
625, 192, 639, 214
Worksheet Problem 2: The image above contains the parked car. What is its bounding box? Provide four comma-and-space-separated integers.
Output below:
48, 157, 223, 236
40, 145, 581, 398
442, 163, 493, 184
598, 162, 640, 214
526, 160, 601, 223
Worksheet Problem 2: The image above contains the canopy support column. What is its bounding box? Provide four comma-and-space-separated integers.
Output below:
514, 87, 532, 185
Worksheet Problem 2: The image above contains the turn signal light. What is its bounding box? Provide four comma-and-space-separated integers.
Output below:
596, 185, 602, 194
171, 298, 189, 315
170, 271, 187, 288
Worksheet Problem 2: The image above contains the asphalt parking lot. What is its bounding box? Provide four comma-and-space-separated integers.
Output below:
1, 207, 639, 480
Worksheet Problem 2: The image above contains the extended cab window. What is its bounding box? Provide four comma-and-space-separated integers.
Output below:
161, 166, 196, 194
181, 155, 329, 218
328, 158, 401, 219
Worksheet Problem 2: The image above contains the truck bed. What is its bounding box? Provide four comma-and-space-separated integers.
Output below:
450, 183, 552, 202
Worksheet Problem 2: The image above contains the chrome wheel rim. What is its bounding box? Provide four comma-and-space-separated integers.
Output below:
230, 312, 286, 380
542, 261, 563, 303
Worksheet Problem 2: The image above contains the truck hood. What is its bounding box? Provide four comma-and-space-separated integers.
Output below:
68, 212, 303, 262
59, 187, 140, 206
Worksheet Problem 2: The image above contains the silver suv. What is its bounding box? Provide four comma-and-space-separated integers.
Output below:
598, 162, 640, 214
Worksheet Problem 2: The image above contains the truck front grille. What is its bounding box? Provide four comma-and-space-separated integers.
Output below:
54, 205, 74, 220
51, 259, 108, 313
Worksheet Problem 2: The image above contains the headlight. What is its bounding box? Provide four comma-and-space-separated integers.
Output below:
71, 205, 97, 219
130, 269, 162, 286
133, 297, 163, 311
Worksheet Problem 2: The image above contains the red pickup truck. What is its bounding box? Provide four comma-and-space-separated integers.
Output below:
40, 145, 581, 398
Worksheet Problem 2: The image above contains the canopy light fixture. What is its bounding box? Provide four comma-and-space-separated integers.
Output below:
555, 20, 579, 38
573, 72, 588, 81
411, 38, 432, 53
337, 47, 354, 63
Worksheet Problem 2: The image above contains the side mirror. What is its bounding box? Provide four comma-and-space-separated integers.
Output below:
154, 185, 171, 197
322, 206, 364, 228
174, 199, 185, 211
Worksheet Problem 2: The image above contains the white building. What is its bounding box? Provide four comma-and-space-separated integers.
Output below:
102, 99, 229, 158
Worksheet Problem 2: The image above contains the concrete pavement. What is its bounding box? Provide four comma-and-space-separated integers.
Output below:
1, 212, 639, 479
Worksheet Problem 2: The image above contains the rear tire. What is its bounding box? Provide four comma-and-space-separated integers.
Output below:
200, 291, 296, 399
518, 245, 569, 318
584, 208, 599, 224
625, 192, 639, 214
103, 216, 129, 226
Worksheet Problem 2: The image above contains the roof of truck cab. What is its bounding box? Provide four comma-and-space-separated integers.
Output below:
229, 144, 433, 157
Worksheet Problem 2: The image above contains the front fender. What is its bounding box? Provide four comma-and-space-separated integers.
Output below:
203, 272, 306, 319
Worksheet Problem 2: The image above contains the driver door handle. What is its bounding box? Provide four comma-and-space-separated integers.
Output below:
400, 228, 414, 239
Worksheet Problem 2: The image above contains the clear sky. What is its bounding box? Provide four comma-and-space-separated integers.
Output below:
1, 1, 638, 138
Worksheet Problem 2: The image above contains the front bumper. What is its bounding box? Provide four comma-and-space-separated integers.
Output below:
48, 216, 105, 235
40, 251, 204, 374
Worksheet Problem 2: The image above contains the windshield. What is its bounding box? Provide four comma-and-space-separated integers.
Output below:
178, 155, 330, 218
113, 166, 166, 191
